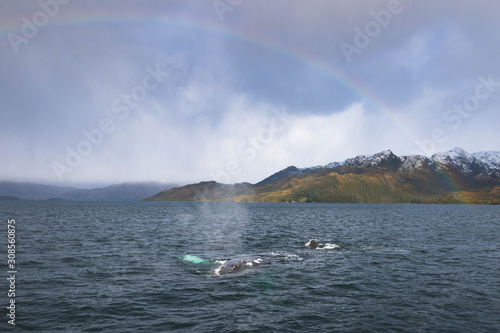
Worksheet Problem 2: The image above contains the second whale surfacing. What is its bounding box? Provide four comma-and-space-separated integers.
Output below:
213, 255, 264, 275
305, 239, 324, 249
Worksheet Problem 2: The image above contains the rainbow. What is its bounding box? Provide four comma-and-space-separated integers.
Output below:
3, 11, 417, 133
1, 10, 405, 125
432, 164, 468, 204
1, 10, 469, 202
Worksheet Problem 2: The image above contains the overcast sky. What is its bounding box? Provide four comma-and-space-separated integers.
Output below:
1, 0, 499, 187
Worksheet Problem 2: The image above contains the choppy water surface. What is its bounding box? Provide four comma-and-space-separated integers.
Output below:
1, 202, 499, 332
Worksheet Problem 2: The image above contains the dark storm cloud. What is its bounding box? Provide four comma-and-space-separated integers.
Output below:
1, 0, 499, 185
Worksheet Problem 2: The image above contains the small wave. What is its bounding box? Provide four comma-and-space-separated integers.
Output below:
370, 248, 410, 255
320, 243, 340, 250
271, 252, 303, 261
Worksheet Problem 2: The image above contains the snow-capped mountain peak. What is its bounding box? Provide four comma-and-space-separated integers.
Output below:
472, 151, 500, 170
432, 147, 470, 163
398, 155, 430, 170
312, 147, 500, 178
431, 147, 484, 175
268, 148, 499, 187
343, 149, 399, 168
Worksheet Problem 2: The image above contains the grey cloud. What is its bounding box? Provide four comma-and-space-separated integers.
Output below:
1, 0, 499, 185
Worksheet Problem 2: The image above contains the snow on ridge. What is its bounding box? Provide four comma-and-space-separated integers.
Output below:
399, 155, 428, 170
302, 148, 499, 175
472, 151, 500, 169
430, 147, 500, 176
299, 165, 325, 171
304, 149, 399, 170
343, 150, 395, 168
324, 161, 344, 168
300, 161, 343, 171
431, 147, 474, 165
432, 148, 477, 174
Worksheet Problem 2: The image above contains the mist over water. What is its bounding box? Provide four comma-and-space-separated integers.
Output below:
1, 201, 499, 332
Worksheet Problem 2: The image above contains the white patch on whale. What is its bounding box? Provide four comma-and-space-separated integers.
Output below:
212, 256, 263, 275
320, 243, 340, 249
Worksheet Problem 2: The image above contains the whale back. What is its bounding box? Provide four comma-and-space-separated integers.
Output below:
214, 256, 263, 275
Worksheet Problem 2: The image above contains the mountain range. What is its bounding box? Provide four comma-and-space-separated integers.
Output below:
0, 181, 177, 202
145, 148, 500, 204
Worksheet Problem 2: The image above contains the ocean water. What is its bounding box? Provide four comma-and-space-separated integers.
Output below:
1, 201, 499, 332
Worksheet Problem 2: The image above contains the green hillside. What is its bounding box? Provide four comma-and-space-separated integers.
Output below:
145, 166, 500, 204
